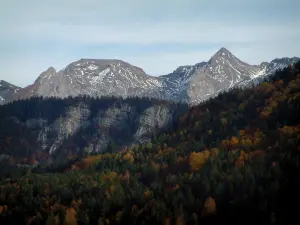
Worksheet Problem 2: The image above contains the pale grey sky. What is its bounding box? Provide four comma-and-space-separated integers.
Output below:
0, 0, 299, 87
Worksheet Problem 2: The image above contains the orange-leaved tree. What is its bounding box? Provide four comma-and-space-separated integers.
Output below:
201, 196, 217, 217
65, 207, 77, 225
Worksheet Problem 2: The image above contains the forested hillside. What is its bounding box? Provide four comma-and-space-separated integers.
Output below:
0, 96, 187, 165
0, 61, 300, 225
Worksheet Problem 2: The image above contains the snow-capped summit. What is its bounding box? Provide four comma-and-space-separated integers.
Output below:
208, 47, 234, 64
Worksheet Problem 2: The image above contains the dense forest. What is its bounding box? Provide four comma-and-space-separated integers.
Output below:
0, 61, 300, 225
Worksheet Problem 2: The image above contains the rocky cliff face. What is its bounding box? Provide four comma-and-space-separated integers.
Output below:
0, 97, 186, 161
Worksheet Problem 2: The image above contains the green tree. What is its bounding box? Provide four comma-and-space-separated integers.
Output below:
107, 141, 117, 154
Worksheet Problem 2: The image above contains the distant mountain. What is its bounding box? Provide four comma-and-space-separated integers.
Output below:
161, 47, 266, 103
161, 48, 299, 103
0, 80, 20, 105
12, 60, 165, 101
3, 48, 299, 104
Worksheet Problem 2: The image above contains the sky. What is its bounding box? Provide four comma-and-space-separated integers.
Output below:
0, 0, 299, 87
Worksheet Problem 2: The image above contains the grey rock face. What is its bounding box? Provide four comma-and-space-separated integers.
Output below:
134, 105, 173, 143
4, 48, 299, 105
0, 80, 20, 104
18, 101, 176, 155
25, 103, 92, 154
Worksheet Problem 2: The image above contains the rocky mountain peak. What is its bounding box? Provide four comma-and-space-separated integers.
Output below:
9, 58, 164, 101
34, 67, 57, 84
208, 47, 235, 65
216, 47, 232, 55
64, 59, 147, 78
260, 62, 269, 67
47, 67, 56, 72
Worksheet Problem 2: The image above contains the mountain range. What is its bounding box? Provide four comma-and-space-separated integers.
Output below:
1, 49, 300, 225
1, 47, 299, 105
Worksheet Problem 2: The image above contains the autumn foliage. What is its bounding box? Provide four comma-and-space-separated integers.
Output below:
65, 207, 77, 225
123, 152, 134, 164
71, 155, 102, 170
189, 150, 210, 171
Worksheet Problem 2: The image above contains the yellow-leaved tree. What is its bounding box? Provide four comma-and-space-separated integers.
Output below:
123, 152, 134, 164
230, 136, 239, 146
189, 150, 210, 171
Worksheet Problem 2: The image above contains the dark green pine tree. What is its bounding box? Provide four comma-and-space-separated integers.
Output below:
107, 141, 117, 154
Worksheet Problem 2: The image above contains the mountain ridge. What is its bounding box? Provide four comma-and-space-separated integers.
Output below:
1, 48, 299, 105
